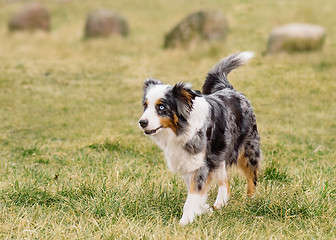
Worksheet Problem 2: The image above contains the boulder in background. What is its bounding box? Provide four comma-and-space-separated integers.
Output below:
267, 23, 326, 53
8, 3, 50, 32
84, 9, 129, 38
164, 11, 228, 49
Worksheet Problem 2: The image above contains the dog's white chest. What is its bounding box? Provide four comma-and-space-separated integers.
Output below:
165, 145, 205, 174
152, 130, 205, 174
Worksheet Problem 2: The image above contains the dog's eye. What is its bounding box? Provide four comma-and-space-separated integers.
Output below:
143, 102, 148, 109
159, 105, 165, 110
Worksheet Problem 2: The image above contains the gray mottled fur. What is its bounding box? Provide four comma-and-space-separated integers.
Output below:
194, 165, 210, 191
184, 127, 207, 155
190, 52, 260, 191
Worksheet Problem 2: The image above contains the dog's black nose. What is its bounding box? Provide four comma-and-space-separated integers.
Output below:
139, 119, 148, 128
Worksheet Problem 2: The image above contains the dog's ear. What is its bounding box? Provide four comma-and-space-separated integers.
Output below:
172, 82, 200, 115
172, 82, 200, 103
143, 78, 162, 91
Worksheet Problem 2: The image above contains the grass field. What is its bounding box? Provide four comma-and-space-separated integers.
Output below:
0, 0, 335, 239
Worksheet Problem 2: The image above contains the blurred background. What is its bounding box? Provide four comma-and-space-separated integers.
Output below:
0, 0, 334, 148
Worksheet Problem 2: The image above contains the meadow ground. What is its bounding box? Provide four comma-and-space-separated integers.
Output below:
0, 0, 335, 239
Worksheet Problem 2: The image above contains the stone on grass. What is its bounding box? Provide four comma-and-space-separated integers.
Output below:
164, 11, 228, 49
8, 3, 50, 31
267, 23, 326, 53
84, 9, 129, 38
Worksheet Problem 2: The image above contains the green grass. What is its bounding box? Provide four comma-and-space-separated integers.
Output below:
0, 0, 336, 239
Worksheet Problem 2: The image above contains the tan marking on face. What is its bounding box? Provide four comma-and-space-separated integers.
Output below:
237, 149, 258, 197
159, 117, 177, 134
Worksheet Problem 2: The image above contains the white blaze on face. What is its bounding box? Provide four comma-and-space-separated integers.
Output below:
139, 84, 170, 134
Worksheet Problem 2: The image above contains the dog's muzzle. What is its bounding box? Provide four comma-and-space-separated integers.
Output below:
139, 119, 163, 135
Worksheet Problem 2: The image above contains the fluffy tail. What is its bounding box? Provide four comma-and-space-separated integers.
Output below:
202, 52, 254, 94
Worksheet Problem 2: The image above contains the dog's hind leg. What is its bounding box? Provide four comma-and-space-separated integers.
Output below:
213, 162, 230, 210
237, 148, 259, 197
180, 167, 212, 226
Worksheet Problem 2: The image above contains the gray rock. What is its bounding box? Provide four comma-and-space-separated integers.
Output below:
8, 3, 50, 31
164, 11, 228, 49
84, 9, 129, 38
267, 23, 326, 53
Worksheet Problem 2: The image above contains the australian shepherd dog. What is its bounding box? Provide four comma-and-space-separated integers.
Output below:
139, 52, 261, 225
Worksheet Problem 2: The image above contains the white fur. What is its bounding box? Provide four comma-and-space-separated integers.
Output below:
179, 192, 211, 226
177, 97, 209, 143
153, 129, 206, 173
214, 163, 230, 209
214, 185, 229, 209
236, 51, 255, 64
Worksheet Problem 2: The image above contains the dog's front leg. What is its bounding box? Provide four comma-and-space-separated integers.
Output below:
180, 168, 212, 226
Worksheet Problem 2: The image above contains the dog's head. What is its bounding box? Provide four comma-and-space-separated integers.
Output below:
139, 78, 201, 136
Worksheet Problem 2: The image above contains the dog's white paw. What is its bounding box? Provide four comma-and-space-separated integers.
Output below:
179, 203, 212, 226
213, 201, 225, 210
179, 213, 194, 226
214, 186, 229, 210
213, 197, 229, 210
202, 204, 213, 213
